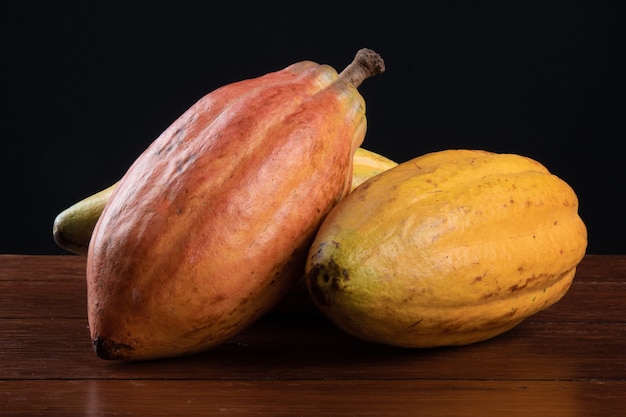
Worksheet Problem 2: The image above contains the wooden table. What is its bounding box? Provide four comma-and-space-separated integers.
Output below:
1, 254, 624, 416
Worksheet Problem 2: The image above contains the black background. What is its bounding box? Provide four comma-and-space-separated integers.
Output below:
3, 2, 625, 255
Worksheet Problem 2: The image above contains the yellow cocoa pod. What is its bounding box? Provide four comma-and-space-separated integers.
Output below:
53, 184, 117, 256
351, 147, 398, 190
305, 149, 588, 348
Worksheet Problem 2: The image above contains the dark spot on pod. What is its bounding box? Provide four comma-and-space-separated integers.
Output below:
306, 259, 350, 308
93, 336, 133, 360
306, 264, 331, 307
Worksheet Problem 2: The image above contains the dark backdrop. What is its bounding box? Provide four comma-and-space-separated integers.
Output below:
3, 2, 624, 254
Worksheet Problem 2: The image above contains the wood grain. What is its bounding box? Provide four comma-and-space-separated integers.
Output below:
1, 254, 624, 416
2, 380, 624, 417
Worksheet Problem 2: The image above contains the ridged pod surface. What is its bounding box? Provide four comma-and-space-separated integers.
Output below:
306, 149, 587, 348
87, 49, 385, 360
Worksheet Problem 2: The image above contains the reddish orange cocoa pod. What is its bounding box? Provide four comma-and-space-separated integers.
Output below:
86, 49, 385, 360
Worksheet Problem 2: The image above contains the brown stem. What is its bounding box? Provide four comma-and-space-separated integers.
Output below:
337, 48, 385, 88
